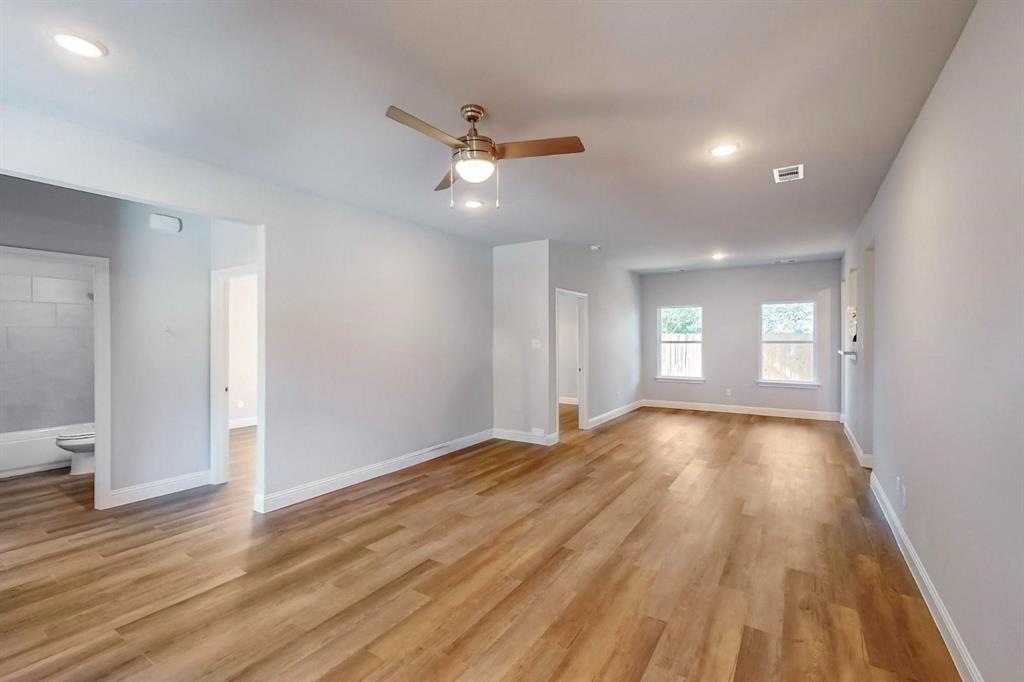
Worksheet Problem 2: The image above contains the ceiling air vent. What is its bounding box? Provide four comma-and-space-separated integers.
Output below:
773, 164, 804, 183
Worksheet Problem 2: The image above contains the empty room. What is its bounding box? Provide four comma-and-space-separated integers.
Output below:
0, 1, 1020, 681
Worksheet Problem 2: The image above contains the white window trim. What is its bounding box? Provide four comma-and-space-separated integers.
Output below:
758, 299, 818, 387
756, 380, 821, 389
657, 305, 704, 381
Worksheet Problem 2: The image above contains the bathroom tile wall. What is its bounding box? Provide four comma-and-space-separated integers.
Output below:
0, 256, 94, 432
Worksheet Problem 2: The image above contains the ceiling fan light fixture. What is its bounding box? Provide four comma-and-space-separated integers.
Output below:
455, 158, 495, 183
464, 200, 484, 209
710, 143, 739, 157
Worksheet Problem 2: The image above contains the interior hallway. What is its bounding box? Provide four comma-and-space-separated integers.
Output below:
0, 413, 956, 681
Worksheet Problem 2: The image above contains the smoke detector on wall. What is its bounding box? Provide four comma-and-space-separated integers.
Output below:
773, 164, 804, 183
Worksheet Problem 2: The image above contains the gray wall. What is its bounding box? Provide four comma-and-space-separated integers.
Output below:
549, 241, 642, 425
641, 260, 841, 415
492, 240, 549, 437
556, 292, 578, 400
843, 2, 1023, 679
0, 175, 212, 488
264, 205, 493, 493
0, 254, 94, 432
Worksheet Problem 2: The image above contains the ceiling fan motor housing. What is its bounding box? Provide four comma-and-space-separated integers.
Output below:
454, 135, 496, 164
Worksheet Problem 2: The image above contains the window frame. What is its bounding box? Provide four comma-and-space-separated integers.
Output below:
757, 299, 819, 388
656, 305, 705, 382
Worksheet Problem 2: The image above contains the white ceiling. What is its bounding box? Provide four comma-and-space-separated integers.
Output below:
1, 1, 973, 270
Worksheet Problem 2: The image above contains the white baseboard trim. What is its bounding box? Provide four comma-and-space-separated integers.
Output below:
869, 474, 982, 682
843, 422, 873, 468
493, 428, 559, 446
640, 399, 839, 422
229, 416, 257, 429
558, 397, 578, 405
105, 469, 211, 508
587, 401, 643, 429
256, 428, 494, 513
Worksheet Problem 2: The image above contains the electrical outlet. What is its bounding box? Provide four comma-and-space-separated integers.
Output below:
236, 400, 245, 409
725, 388, 733, 397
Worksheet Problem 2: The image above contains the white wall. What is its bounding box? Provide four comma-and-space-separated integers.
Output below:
641, 260, 841, 416
549, 241, 642, 426
556, 293, 578, 401
493, 240, 549, 438
0, 175, 212, 489
1, 105, 494, 505
228, 274, 257, 428
843, 3, 1023, 679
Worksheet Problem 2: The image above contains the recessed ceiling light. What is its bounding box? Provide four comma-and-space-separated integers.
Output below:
711, 252, 726, 261
710, 144, 739, 157
53, 33, 108, 58
464, 200, 483, 209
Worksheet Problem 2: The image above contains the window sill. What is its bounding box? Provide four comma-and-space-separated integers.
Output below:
756, 380, 820, 389
656, 376, 706, 384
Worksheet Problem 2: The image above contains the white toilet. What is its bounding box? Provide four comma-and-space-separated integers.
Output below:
55, 429, 96, 475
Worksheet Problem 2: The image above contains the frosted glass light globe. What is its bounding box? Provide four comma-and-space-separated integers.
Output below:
455, 158, 495, 183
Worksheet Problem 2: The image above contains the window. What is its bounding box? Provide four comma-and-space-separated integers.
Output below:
760, 301, 816, 384
658, 306, 703, 379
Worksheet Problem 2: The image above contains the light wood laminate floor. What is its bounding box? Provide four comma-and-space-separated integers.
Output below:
0, 408, 958, 681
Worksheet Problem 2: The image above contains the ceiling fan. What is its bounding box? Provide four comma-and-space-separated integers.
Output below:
386, 104, 585, 191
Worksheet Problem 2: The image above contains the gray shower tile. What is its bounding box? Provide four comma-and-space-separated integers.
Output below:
6, 327, 80, 353
56, 303, 94, 327
0, 301, 57, 326
0, 275, 31, 301
31, 277, 93, 304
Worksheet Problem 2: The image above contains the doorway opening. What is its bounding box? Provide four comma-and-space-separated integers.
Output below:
0, 246, 111, 509
554, 288, 589, 441
841, 266, 858, 425
210, 263, 260, 495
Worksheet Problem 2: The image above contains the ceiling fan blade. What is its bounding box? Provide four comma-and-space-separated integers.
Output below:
496, 136, 585, 160
386, 106, 466, 149
434, 168, 459, 191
